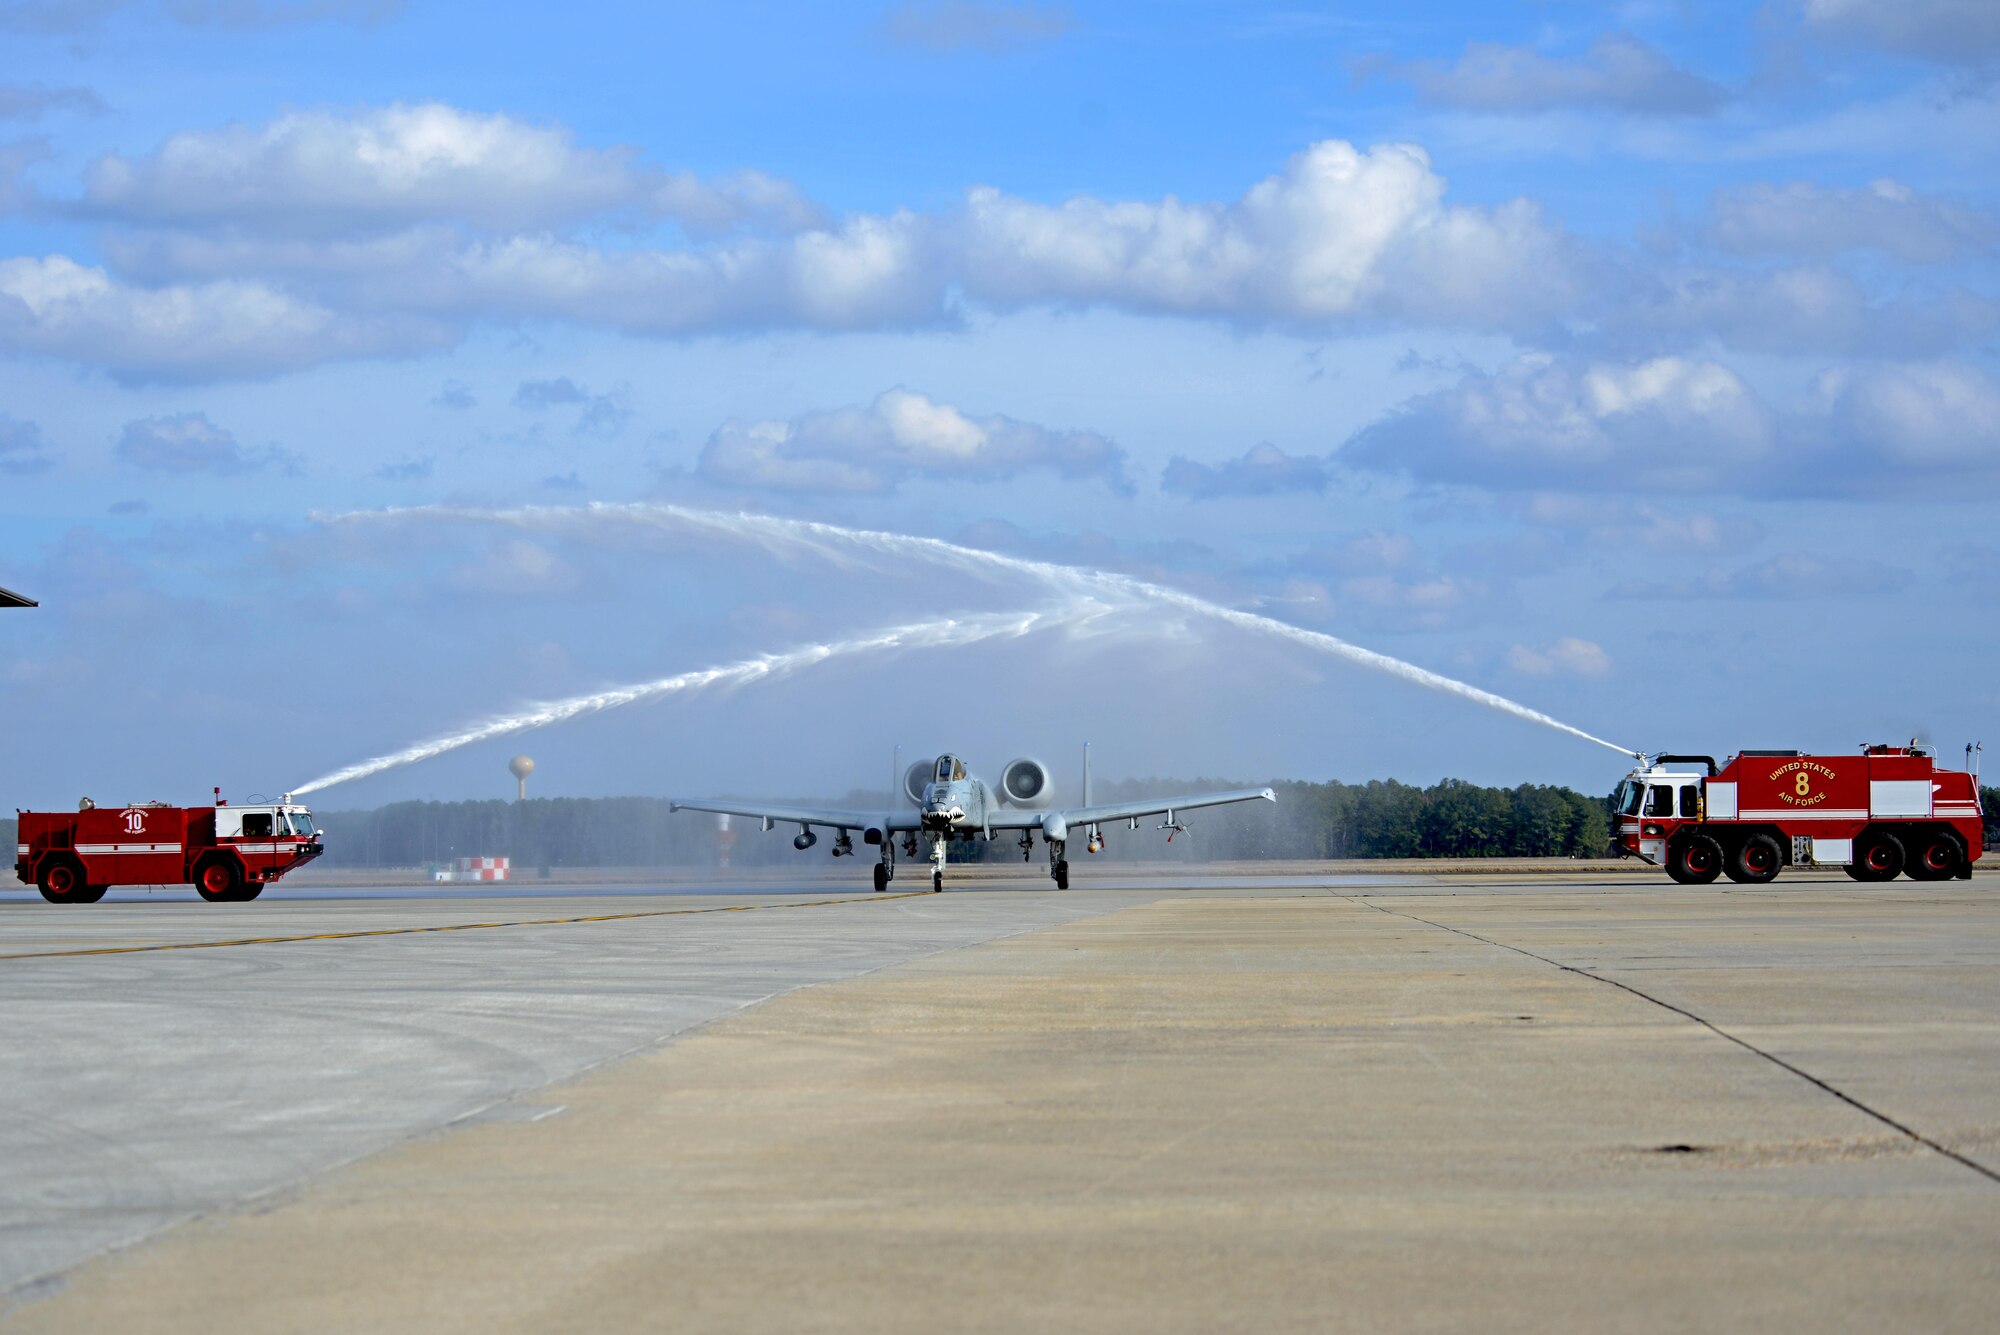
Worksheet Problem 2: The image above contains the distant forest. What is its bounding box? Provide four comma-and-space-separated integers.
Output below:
9, 785, 1997, 872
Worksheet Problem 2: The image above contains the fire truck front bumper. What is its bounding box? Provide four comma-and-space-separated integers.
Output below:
266, 839, 325, 880
1618, 822, 1663, 865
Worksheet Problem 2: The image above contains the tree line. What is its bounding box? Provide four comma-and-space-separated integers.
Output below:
297, 774, 1620, 869
8, 786, 1995, 873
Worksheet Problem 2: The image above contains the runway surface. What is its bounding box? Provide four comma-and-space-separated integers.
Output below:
3, 867, 1997, 1330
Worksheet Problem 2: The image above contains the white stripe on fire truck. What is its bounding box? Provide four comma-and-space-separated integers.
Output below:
15, 844, 26, 857
1739, 809, 1869, 821
75, 843, 185, 854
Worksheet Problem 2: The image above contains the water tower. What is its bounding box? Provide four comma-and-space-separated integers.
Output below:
508, 754, 535, 801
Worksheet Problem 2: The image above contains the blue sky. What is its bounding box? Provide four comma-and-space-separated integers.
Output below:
1, 0, 1996, 810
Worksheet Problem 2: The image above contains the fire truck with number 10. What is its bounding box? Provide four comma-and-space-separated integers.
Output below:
1615, 743, 1983, 884
14, 792, 323, 904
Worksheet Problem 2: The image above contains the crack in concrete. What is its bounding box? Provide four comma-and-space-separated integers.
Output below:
1340, 893, 2000, 1187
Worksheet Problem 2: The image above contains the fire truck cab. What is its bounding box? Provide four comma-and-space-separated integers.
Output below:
1616, 744, 1984, 885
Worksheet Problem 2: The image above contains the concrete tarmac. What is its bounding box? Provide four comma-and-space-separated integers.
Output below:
3, 869, 1997, 1330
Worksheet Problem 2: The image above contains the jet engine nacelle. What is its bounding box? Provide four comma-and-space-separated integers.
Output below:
999, 757, 1055, 809
903, 762, 933, 806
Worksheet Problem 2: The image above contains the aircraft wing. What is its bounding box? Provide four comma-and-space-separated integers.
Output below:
667, 799, 922, 832
984, 786, 1277, 831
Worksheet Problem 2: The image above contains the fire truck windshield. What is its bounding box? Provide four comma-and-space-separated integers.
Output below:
285, 811, 317, 836
1615, 780, 1643, 816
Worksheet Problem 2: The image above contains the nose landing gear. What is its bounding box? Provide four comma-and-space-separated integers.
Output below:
1047, 837, 1069, 890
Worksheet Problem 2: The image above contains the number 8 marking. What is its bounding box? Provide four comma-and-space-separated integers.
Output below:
1794, 773, 1811, 797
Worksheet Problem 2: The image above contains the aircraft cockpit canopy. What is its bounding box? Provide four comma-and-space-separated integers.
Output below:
933, 754, 967, 783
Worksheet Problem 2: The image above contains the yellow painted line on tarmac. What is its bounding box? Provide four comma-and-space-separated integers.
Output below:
0, 891, 935, 962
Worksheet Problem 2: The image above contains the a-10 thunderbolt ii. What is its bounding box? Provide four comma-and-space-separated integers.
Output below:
671, 749, 1276, 892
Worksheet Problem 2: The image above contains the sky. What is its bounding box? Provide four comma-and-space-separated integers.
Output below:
1, 0, 1996, 811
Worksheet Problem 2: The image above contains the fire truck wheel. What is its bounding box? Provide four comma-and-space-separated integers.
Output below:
234, 881, 265, 902
1727, 834, 1783, 885
36, 858, 89, 903
194, 858, 243, 903
1906, 831, 1965, 882
1667, 835, 1724, 885
1850, 832, 1904, 882
73, 884, 108, 903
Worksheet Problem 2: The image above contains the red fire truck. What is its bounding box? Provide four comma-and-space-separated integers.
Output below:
1614, 744, 1984, 885
14, 795, 323, 903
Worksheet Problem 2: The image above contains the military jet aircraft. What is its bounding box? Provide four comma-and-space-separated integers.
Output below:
671, 750, 1275, 892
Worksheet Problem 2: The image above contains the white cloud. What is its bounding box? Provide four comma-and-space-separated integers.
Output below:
0, 254, 449, 379
955, 139, 1586, 332
0, 83, 104, 121
1801, 0, 2000, 65
444, 215, 942, 332
0, 410, 52, 472
1350, 355, 2000, 500
1610, 263, 2000, 356
1516, 494, 1756, 553
695, 387, 1128, 494
1160, 442, 1330, 498
1370, 33, 1727, 116
449, 537, 577, 595
1345, 355, 1773, 493
1818, 361, 2000, 470
86, 104, 635, 233
1506, 637, 1612, 677
1709, 179, 1998, 263
85, 103, 819, 237
116, 410, 295, 473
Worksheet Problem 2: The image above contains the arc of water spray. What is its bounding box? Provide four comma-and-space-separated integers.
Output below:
292, 605, 1093, 796
327, 502, 1634, 758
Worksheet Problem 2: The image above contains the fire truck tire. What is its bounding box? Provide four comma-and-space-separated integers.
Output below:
1666, 835, 1724, 885
1850, 832, 1904, 882
73, 884, 108, 903
1906, 830, 1965, 882
36, 857, 90, 903
234, 881, 265, 902
1726, 834, 1783, 885
194, 857, 243, 902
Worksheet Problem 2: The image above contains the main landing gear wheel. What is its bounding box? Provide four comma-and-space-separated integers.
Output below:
1906, 831, 1965, 882
1725, 833, 1783, 885
1666, 834, 1723, 885
36, 858, 89, 904
873, 862, 890, 893
194, 858, 243, 903
1053, 859, 1069, 890
1849, 832, 1904, 882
